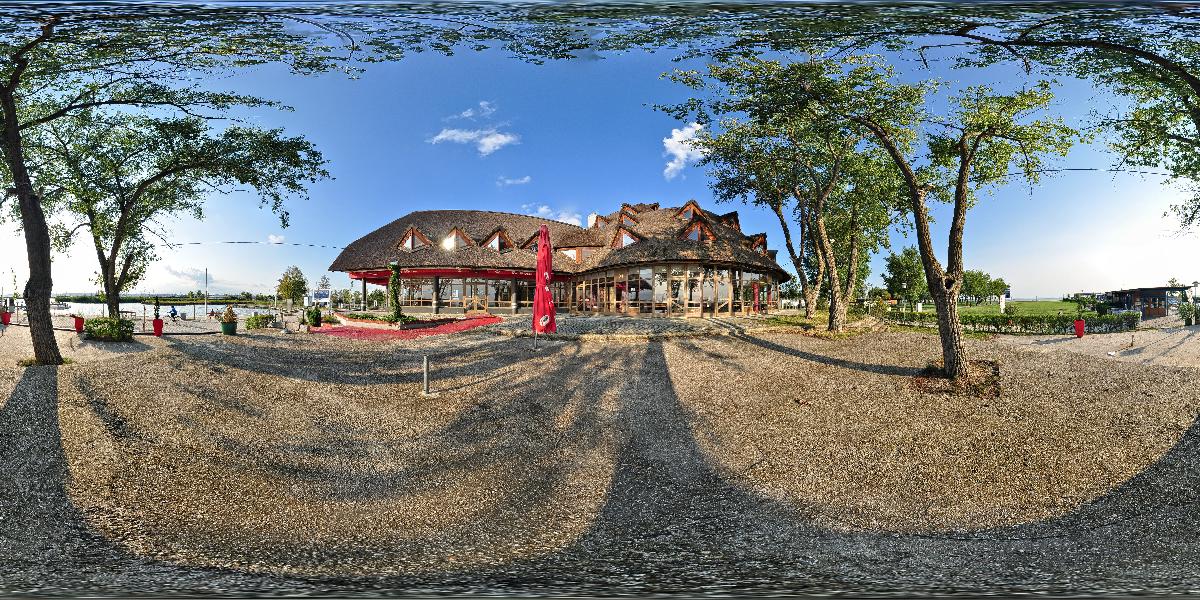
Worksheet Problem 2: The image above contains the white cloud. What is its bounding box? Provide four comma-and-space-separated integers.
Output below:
523, 203, 583, 227
449, 100, 497, 120
496, 175, 532, 187
267, 234, 286, 244
662, 122, 706, 180
428, 127, 520, 156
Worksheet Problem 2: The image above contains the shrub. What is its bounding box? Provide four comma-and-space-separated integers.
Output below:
245, 313, 273, 330
305, 307, 322, 327
84, 317, 134, 342
886, 310, 1139, 335
1180, 302, 1196, 325
220, 305, 237, 324
324, 314, 340, 325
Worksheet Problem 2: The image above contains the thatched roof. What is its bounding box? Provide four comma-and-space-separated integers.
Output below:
329, 203, 790, 281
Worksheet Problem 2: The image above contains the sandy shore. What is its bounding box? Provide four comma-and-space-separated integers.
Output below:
1, 326, 1199, 595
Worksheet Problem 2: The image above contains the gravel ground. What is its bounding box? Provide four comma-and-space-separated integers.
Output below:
998, 325, 1200, 368
488, 314, 787, 337
2, 327, 1200, 595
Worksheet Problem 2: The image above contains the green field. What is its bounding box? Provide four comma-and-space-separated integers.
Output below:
918, 300, 1079, 316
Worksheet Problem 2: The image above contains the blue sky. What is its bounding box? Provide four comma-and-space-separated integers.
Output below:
11, 39, 1198, 299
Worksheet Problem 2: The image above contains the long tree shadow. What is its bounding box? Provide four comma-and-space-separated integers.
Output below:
0, 365, 329, 595
404, 338, 1200, 596
730, 331, 925, 376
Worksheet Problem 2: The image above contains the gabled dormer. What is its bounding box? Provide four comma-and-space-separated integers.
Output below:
398, 227, 433, 252
483, 228, 516, 252
440, 228, 473, 251
612, 227, 640, 248
747, 233, 768, 255
719, 210, 741, 232
682, 219, 716, 242
675, 200, 704, 221
618, 210, 639, 228
591, 214, 611, 229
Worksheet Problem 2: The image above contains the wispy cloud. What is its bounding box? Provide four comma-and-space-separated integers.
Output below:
267, 234, 286, 244
448, 100, 497, 120
429, 127, 520, 156
663, 122, 705, 180
522, 203, 583, 227
496, 175, 532, 187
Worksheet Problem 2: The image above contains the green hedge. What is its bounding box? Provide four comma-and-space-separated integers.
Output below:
887, 310, 1140, 334
341, 312, 417, 324
84, 317, 134, 342
244, 313, 274, 330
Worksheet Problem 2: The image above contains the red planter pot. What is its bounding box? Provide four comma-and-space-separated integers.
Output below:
73, 316, 85, 333
152, 318, 164, 337
0, 311, 9, 325
1073, 319, 1086, 338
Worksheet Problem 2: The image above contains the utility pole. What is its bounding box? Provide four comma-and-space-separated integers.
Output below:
204, 268, 209, 318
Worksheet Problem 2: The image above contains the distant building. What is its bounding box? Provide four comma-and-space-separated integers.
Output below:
1104, 286, 1191, 319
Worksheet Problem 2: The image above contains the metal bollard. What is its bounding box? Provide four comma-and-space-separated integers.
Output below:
421, 354, 439, 398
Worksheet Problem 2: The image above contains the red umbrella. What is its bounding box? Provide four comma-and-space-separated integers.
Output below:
533, 224, 557, 341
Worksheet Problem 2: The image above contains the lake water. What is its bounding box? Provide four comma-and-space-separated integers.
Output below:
53, 302, 278, 320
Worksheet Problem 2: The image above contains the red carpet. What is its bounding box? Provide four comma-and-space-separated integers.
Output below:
311, 315, 501, 341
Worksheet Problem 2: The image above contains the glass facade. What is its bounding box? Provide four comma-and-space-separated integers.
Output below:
570, 264, 778, 317
387, 265, 778, 316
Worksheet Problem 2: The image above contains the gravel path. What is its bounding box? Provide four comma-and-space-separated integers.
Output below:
998, 325, 1200, 368
2, 328, 1199, 595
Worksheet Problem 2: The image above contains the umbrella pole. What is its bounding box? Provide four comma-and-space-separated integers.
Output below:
532, 328, 538, 351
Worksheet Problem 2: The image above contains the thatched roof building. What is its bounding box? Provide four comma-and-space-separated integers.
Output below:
330, 200, 789, 317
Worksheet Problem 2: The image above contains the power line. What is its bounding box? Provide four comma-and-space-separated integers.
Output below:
165, 240, 346, 250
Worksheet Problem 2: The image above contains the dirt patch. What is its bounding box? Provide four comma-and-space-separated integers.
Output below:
911, 359, 1001, 399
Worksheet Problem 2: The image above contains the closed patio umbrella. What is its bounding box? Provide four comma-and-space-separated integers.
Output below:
532, 224, 557, 348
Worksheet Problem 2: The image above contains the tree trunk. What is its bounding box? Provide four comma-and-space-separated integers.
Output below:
0, 88, 63, 365
930, 279, 968, 379
769, 199, 819, 319
810, 205, 844, 332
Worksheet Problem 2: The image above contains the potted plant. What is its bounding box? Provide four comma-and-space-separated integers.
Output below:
219, 305, 237, 335
72, 314, 85, 333
1065, 294, 1093, 338
152, 296, 164, 336
1180, 301, 1196, 327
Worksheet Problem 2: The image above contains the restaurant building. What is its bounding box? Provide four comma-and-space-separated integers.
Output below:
329, 200, 791, 317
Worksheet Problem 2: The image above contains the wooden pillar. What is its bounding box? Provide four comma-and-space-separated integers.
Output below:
510, 278, 518, 314
727, 270, 734, 316
432, 276, 441, 314
361, 277, 367, 311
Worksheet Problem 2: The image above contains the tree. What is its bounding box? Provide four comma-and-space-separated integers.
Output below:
276, 266, 308, 305
883, 247, 927, 308
367, 289, 387, 309
29, 111, 327, 318
784, 56, 1075, 378
663, 57, 902, 331
317, 275, 332, 290
0, 5, 593, 364
961, 270, 992, 305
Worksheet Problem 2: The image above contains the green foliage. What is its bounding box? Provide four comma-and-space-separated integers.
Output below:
1179, 301, 1197, 323
342, 312, 417, 324
153, 296, 160, 320
276, 266, 308, 304
887, 310, 1139, 334
883, 246, 927, 304
244, 313, 273, 329
83, 317, 134, 342
305, 307, 322, 327
388, 263, 404, 322
367, 289, 387, 308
